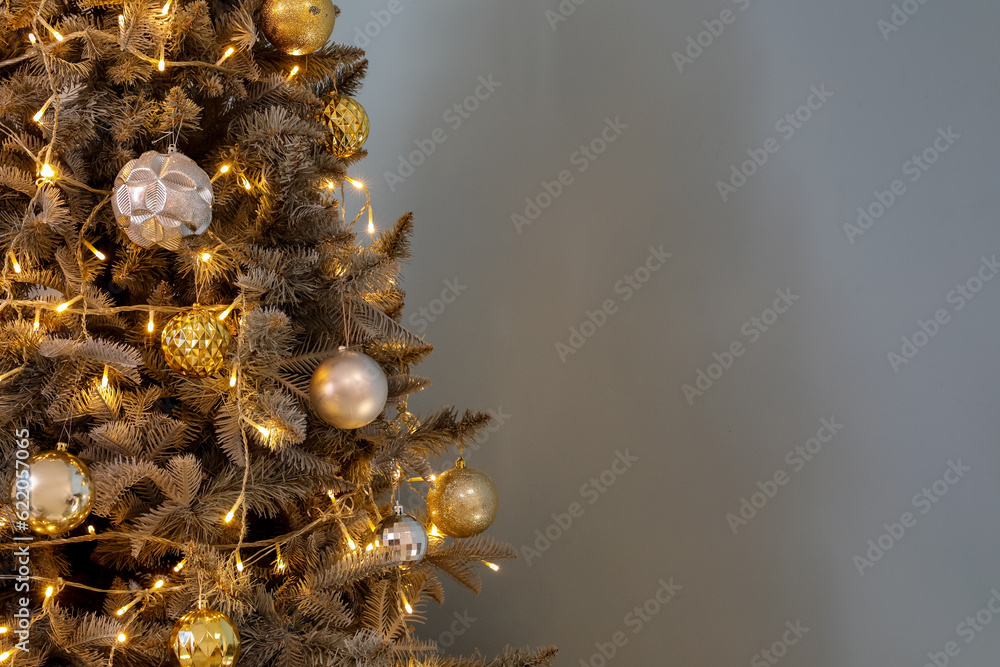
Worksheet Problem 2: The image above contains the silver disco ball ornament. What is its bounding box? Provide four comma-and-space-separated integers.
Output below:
375, 509, 428, 566
112, 149, 213, 250
309, 348, 388, 429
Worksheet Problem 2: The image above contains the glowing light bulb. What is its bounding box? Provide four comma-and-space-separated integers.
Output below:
223, 47, 235, 58
45, 586, 54, 598
0, 651, 10, 661
158, 58, 165, 71
83, 239, 105, 260
484, 561, 500, 572
173, 560, 185, 572
118, 14, 124, 25
33, 308, 40, 331
117, 633, 127, 642
348, 179, 364, 189
116, 606, 127, 616
53, 31, 63, 41
368, 221, 375, 234
28, 33, 36, 44
255, 425, 270, 437
200, 252, 211, 262
161, 2, 170, 13
236, 554, 244, 571
153, 579, 164, 589
39, 163, 55, 179
224, 509, 235, 523
101, 366, 109, 388
0, 627, 7, 633
87, 525, 95, 534
429, 525, 441, 537
219, 305, 234, 320
229, 367, 237, 387
240, 176, 252, 190
288, 65, 299, 78
32, 108, 45, 123
147, 311, 155, 333
219, 165, 230, 174
8, 252, 21, 274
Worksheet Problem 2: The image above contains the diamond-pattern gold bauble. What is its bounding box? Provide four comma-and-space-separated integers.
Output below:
259, 0, 335, 55
323, 95, 369, 158
169, 607, 240, 667
161, 307, 232, 377
10, 444, 93, 535
427, 458, 498, 538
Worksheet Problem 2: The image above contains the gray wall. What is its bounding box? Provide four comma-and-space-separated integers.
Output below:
337, 0, 1000, 663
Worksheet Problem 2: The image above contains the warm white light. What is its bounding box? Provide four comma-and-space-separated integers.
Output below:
289, 65, 299, 77
161, 2, 170, 13
8, 252, 21, 274
200, 252, 211, 262
28, 33, 36, 44
116, 606, 127, 616
0, 651, 10, 661
484, 561, 500, 572
219, 305, 234, 320
44, 586, 54, 598
53, 31, 63, 41
173, 560, 185, 572
255, 425, 270, 437
39, 163, 55, 179
87, 525, 95, 534
224, 509, 235, 523
147, 312, 155, 333
101, 366, 109, 388
229, 367, 237, 387
223, 47, 235, 58
153, 579, 164, 589
219, 165, 230, 174
348, 179, 364, 189
83, 239, 105, 260
117, 633, 127, 643
158, 58, 165, 71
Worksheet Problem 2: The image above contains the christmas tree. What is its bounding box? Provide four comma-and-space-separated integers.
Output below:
0, 0, 555, 665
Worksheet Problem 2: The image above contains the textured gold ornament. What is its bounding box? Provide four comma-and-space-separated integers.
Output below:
11, 444, 93, 535
112, 150, 213, 251
259, 0, 336, 55
169, 607, 240, 667
427, 458, 498, 539
323, 94, 370, 158
161, 306, 232, 377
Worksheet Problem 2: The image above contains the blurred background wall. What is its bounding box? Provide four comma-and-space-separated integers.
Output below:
336, 0, 1000, 663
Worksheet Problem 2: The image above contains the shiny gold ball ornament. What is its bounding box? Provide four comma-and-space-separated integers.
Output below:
11, 444, 93, 535
259, 0, 336, 55
323, 94, 370, 158
309, 348, 388, 429
112, 150, 213, 251
161, 306, 232, 377
427, 458, 499, 538
375, 508, 428, 566
169, 606, 240, 667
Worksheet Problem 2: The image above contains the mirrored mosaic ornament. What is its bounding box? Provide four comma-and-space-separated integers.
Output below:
323, 94, 369, 158
112, 150, 213, 251
427, 458, 498, 539
375, 511, 428, 566
161, 307, 232, 377
169, 607, 240, 667
11, 445, 93, 535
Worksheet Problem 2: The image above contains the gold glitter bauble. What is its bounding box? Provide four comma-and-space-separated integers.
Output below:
161, 306, 232, 377
169, 607, 240, 667
259, 0, 335, 55
10, 445, 93, 535
323, 94, 370, 158
427, 459, 498, 539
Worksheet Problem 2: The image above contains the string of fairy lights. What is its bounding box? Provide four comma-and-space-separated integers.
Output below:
0, 3, 504, 663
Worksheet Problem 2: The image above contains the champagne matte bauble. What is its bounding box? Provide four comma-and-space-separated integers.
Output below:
309, 349, 387, 429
